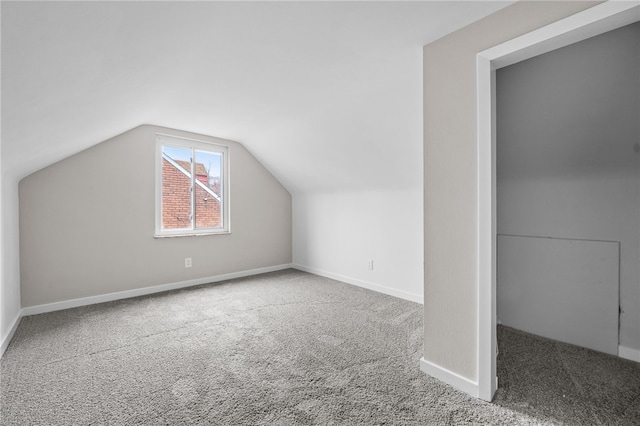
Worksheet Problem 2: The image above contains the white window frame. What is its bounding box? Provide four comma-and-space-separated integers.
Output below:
155, 133, 230, 237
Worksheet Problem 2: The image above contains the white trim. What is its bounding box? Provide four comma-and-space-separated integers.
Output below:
292, 264, 423, 304
21, 264, 293, 317
153, 230, 231, 239
619, 345, 640, 363
476, 0, 640, 402
156, 132, 229, 150
476, 53, 497, 403
1, 312, 22, 358
420, 357, 479, 398
483, 1, 640, 69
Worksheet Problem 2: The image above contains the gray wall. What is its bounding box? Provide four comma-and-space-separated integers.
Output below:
497, 235, 620, 354
19, 125, 292, 307
496, 22, 640, 352
423, 1, 599, 382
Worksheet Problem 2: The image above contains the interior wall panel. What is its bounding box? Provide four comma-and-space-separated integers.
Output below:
497, 234, 619, 355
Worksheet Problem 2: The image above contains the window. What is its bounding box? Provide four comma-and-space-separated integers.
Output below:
155, 134, 229, 236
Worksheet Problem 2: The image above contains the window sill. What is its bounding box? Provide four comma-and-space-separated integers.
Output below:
154, 231, 231, 239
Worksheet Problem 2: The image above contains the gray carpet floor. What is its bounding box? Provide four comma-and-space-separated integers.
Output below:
1, 269, 638, 425
495, 325, 640, 425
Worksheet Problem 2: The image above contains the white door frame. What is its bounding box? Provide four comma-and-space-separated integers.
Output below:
475, 0, 640, 402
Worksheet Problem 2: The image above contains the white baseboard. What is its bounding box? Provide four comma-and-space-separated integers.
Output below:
619, 345, 640, 363
21, 264, 293, 317
292, 264, 423, 304
420, 357, 479, 398
1, 312, 23, 358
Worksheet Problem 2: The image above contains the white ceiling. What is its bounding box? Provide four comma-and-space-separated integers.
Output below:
2, 1, 510, 194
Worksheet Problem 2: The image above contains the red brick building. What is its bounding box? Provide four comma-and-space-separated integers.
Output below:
161, 156, 221, 229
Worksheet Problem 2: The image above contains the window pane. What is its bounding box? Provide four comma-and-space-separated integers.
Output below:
194, 150, 222, 229
161, 145, 193, 230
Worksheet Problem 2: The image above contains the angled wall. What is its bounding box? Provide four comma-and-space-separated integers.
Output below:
423, 1, 598, 386
19, 125, 292, 307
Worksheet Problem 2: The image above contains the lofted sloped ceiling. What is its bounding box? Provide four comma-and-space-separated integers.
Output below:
2, 1, 510, 194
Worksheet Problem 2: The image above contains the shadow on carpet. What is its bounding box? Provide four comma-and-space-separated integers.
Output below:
494, 325, 640, 425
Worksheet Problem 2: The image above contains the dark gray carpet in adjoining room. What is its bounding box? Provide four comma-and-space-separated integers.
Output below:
495, 325, 640, 425
1, 269, 639, 425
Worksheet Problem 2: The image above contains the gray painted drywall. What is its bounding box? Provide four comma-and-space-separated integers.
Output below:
423, 1, 599, 382
496, 22, 640, 351
497, 235, 620, 354
19, 125, 292, 307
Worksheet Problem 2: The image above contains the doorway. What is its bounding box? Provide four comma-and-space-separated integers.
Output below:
476, 1, 640, 401
495, 20, 640, 355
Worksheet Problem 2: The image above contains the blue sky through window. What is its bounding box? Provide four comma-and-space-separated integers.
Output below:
162, 145, 221, 178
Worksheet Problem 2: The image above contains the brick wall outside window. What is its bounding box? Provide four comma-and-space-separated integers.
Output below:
161, 159, 220, 229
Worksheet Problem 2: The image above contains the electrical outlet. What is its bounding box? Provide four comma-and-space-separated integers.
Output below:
367, 259, 374, 270
184, 257, 192, 268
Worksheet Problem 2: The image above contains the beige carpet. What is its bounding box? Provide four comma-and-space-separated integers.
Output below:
1, 269, 638, 425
